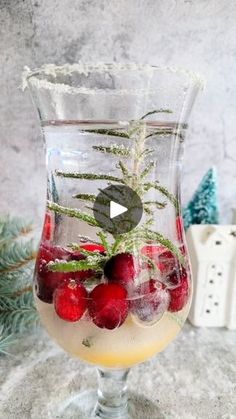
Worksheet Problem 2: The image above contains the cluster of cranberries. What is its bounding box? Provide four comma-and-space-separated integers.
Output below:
35, 241, 190, 330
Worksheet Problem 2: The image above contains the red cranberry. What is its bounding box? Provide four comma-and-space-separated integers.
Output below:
88, 283, 129, 330
167, 269, 190, 312
104, 253, 138, 287
54, 280, 88, 322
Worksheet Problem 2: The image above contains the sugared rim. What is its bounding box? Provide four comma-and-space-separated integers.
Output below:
22, 62, 204, 95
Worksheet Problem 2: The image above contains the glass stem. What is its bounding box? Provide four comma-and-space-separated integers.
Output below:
94, 368, 130, 418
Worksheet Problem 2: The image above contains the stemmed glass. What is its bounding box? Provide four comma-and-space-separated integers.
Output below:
24, 63, 201, 418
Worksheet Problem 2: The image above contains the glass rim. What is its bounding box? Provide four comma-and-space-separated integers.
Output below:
22, 62, 204, 95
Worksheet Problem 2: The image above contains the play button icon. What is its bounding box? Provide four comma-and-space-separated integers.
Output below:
93, 184, 143, 235
110, 201, 128, 219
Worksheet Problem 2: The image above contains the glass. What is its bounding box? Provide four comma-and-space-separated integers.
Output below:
24, 63, 202, 418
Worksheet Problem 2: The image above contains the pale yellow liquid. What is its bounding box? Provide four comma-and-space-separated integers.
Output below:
36, 296, 189, 368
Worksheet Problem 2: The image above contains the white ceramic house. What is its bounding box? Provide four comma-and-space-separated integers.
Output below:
186, 225, 236, 329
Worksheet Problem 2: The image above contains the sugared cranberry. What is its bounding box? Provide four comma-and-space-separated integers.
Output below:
131, 279, 170, 323
35, 262, 73, 304
167, 269, 190, 312
88, 283, 129, 330
54, 280, 88, 322
104, 253, 138, 287
35, 243, 72, 303
37, 243, 71, 265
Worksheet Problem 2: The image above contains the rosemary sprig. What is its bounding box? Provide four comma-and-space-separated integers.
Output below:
56, 171, 123, 183
143, 182, 178, 209
47, 201, 99, 226
49, 257, 105, 273
48, 115, 184, 273
93, 145, 131, 157
85, 129, 130, 139
140, 109, 172, 120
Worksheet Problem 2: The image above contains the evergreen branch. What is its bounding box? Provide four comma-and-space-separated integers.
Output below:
47, 201, 99, 226
0, 292, 39, 334
140, 161, 155, 179
140, 109, 172, 120
143, 182, 178, 209
0, 240, 36, 273
49, 258, 104, 273
0, 267, 33, 296
0, 216, 33, 247
85, 129, 130, 139
0, 327, 16, 356
92, 145, 131, 157
56, 170, 123, 183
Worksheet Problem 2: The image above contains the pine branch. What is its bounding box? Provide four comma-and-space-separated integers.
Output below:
0, 240, 36, 273
47, 201, 99, 226
0, 266, 34, 296
140, 109, 172, 120
56, 170, 123, 183
0, 216, 33, 247
92, 145, 131, 157
0, 292, 39, 334
0, 327, 16, 355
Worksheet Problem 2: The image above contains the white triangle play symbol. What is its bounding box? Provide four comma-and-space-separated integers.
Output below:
110, 201, 128, 219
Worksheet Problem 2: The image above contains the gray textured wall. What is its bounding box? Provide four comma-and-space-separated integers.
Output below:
1, 0, 236, 226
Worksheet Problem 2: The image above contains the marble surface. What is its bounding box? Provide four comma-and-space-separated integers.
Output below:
1, 1, 236, 225
0, 323, 235, 419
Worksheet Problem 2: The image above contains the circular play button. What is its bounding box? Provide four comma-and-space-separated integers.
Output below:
93, 185, 143, 235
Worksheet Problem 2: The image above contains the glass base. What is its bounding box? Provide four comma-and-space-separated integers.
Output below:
55, 390, 164, 419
